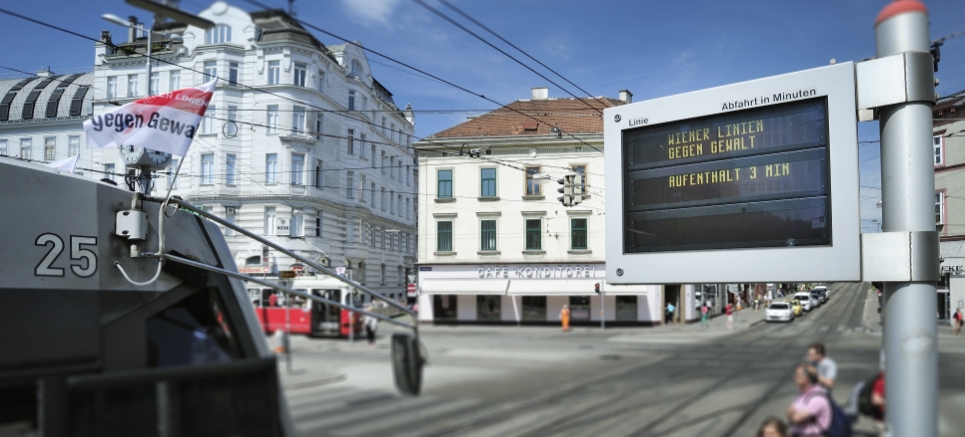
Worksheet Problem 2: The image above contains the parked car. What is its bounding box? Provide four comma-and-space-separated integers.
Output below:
785, 299, 804, 316
812, 286, 829, 303
793, 292, 813, 312
765, 302, 795, 323
809, 290, 824, 307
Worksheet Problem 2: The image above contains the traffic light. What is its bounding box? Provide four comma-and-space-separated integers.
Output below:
557, 174, 574, 206
572, 174, 584, 205
594, 282, 601, 294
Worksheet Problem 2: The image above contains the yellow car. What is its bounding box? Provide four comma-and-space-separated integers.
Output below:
785, 299, 804, 316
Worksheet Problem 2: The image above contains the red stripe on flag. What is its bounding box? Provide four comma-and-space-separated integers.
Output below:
132, 87, 213, 116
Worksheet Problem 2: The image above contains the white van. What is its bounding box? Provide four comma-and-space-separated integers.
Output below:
793, 292, 813, 312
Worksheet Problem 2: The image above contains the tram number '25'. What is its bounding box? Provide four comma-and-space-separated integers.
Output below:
34, 233, 98, 278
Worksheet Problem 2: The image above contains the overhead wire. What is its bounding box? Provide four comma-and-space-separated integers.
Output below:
238, 0, 607, 154
411, 0, 603, 115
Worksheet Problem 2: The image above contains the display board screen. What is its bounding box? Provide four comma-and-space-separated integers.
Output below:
623, 98, 830, 253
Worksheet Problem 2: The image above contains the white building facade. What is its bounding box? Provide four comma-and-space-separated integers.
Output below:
0, 69, 94, 175
415, 88, 676, 326
90, 1, 418, 299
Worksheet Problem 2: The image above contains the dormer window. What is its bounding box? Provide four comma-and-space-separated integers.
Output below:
350, 60, 362, 77
205, 24, 231, 44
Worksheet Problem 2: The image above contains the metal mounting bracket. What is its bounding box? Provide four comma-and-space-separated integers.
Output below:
855, 51, 935, 121
861, 231, 940, 281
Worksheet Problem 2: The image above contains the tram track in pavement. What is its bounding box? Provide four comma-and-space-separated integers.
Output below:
417, 282, 867, 437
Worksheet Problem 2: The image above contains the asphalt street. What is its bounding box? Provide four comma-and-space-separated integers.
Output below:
277, 283, 965, 437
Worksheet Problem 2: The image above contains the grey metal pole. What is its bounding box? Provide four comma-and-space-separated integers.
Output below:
145, 21, 152, 97
601, 282, 605, 331
875, 2, 938, 436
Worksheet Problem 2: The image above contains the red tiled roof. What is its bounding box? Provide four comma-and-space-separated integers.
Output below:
427, 97, 625, 139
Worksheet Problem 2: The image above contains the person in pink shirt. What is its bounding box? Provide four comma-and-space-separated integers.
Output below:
786, 364, 831, 436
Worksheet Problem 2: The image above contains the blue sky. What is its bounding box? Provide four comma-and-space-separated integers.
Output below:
3, 0, 965, 231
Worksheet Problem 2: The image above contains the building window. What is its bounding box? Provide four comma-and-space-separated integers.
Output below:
346, 171, 355, 198
168, 159, 179, 189
390, 157, 396, 178
351, 60, 362, 77
317, 69, 325, 93
127, 74, 139, 97
380, 263, 386, 286
358, 261, 366, 285
405, 198, 410, 220
292, 106, 306, 135
371, 226, 378, 247
481, 168, 496, 197
268, 60, 280, 85
360, 174, 367, 202
264, 206, 276, 235
68, 136, 80, 157
348, 90, 356, 111
571, 218, 588, 250
359, 133, 367, 157
521, 296, 546, 321
169, 71, 180, 92
203, 61, 217, 81
44, 137, 56, 161
104, 163, 115, 181
437, 221, 452, 251
397, 266, 404, 286
433, 295, 458, 320
314, 160, 323, 188
19, 138, 31, 160
477, 295, 501, 321
525, 219, 541, 250
107, 76, 118, 99
936, 191, 945, 224
201, 154, 214, 184
225, 209, 235, 236
381, 187, 387, 211
481, 220, 496, 251
397, 194, 402, 216
290, 214, 303, 237
570, 296, 591, 321
347, 129, 355, 154
438, 169, 453, 199
935, 135, 944, 165
226, 105, 238, 137
228, 62, 239, 85
525, 166, 541, 195
293, 62, 306, 87
370, 182, 376, 204
315, 112, 324, 140
150, 72, 159, 95
315, 212, 323, 237
201, 104, 216, 134
205, 24, 231, 44
265, 153, 277, 183
390, 191, 395, 214
0, 139, 6, 156
291, 154, 304, 185
616, 296, 638, 321
381, 152, 388, 173
225, 154, 236, 185
371, 145, 377, 166
266, 105, 278, 134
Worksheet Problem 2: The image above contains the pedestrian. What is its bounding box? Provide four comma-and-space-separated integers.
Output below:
806, 343, 838, 390
870, 371, 886, 435
786, 364, 832, 436
701, 303, 709, 328
954, 308, 964, 336
726, 301, 734, 330
665, 302, 675, 325
560, 304, 571, 332
756, 416, 790, 437
363, 306, 378, 346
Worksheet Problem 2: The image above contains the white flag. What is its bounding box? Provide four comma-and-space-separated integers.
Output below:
84, 80, 216, 156
46, 154, 78, 173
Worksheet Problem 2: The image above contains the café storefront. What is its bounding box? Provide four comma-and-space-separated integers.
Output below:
416, 263, 664, 325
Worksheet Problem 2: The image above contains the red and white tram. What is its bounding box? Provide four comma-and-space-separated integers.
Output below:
249, 275, 364, 337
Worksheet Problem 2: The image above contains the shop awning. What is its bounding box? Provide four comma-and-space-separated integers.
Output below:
507, 280, 654, 296
420, 279, 509, 295
508, 279, 598, 296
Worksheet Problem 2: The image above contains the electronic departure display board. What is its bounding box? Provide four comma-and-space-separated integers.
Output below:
623, 98, 830, 252
603, 63, 860, 284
